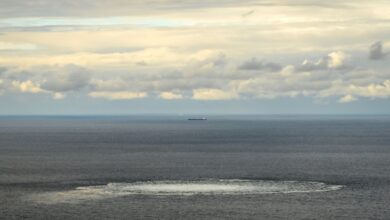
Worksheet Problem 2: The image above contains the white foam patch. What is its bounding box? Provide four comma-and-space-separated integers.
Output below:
27, 180, 343, 204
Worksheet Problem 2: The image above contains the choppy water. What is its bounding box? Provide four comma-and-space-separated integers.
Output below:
1, 115, 390, 219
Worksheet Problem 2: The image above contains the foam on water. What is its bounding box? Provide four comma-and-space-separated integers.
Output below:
27, 179, 343, 204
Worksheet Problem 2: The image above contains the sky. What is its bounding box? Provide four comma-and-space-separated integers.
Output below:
0, 0, 389, 115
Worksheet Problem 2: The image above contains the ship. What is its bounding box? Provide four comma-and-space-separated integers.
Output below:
188, 117, 207, 121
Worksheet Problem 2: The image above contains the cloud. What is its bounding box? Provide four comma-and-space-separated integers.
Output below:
0, 0, 390, 111
88, 91, 147, 100
40, 65, 90, 92
0, 0, 364, 18
369, 41, 388, 60
192, 88, 238, 100
10, 80, 65, 100
0, 67, 6, 75
339, 94, 357, 103
187, 51, 227, 69
0, 79, 4, 94
327, 51, 348, 69
159, 92, 183, 100
12, 80, 43, 93
348, 80, 390, 99
242, 10, 255, 17
296, 51, 349, 72
1, 48, 388, 103
0, 41, 37, 51
0, 65, 92, 99
238, 58, 282, 71
1, 0, 330, 17
0, 47, 195, 68
52, 92, 66, 100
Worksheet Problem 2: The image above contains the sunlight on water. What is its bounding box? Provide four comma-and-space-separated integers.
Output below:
27, 180, 343, 204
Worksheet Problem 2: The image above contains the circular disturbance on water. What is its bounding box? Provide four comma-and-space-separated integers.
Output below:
27, 179, 344, 204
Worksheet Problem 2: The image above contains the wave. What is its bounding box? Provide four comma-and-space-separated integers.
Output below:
26, 179, 343, 204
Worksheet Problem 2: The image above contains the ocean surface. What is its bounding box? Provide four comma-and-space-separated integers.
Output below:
1, 115, 390, 219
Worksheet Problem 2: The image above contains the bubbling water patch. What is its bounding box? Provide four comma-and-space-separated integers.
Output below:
27, 179, 343, 204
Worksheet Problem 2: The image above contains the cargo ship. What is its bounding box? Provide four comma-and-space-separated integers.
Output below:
188, 117, 207, 121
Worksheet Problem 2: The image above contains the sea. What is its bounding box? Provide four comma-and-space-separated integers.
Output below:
1, 115, 390, 219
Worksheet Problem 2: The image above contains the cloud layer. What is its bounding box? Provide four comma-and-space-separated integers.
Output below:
0, 46, 389, 103
0, 0, 389, 109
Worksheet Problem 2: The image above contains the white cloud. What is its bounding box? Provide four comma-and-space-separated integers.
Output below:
159, 92, 183, 100
10, 80, 69, 100
52, 92, 66, 100
348, 80, 390, 99
327, 51, 348, 69
0, 42, 37, 51
339, 94, 357, 103
88, 91, 147, 100
12, 80, 43, 93
192, 88, 238, 100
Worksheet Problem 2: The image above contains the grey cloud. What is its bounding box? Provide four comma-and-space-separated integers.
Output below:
295, 52, 349, 72
0, 67, 7, 75
136, 61, 148, 66
369, 41, 388, 60
238, 58, 282, 72
295, 57, 329, 72
40, 65, 90, 92
242, 10, 255, 17
0, 67, 7, 91
92, 73, 223, 93
0, 0, 352, 17
188, 53, 227, 68
0, 0, 257, 17
94, 47, 145, 54
212, 53, 227, 67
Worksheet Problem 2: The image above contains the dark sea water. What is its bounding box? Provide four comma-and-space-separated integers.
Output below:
1, 115, 390, 219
